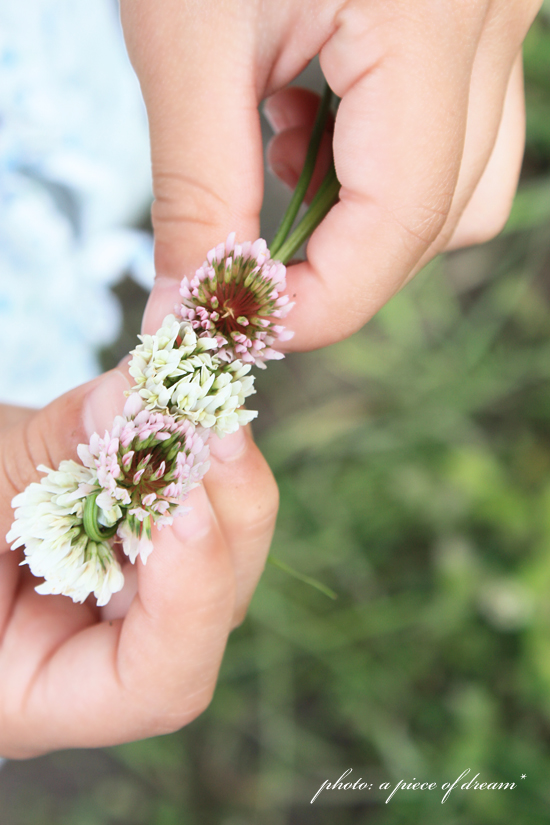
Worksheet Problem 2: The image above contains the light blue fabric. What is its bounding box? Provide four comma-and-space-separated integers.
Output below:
0, 0, 154, 406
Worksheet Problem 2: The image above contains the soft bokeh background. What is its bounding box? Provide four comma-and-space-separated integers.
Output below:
0, 0, 154, 407
3, 4, 550, 825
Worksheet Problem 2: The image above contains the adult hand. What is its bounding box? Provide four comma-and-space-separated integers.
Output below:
0, 370, 278, 757
120, 0, 540, 348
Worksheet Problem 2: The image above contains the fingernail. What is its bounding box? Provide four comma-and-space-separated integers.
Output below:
142, 276, 182, 335
263, 97, 287, 132
172, 487, 212, 541
117, 353, 131, 372
269, 161, 297, 188
209, 427, 248, 463
82, 370, 131, 438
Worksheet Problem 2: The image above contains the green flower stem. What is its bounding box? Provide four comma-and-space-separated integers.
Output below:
267, 555, 337, 600
83, 492, 119, 543
269, 83, 334, 258
275, 163, 340, 264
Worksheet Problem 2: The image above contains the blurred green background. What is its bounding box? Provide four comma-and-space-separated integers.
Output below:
4, 7, 550, 825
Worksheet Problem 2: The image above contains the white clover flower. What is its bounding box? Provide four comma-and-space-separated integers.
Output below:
9, 232, 287, 606
34, 538, 124, 607
7, 461, 124, 606
129, 315, 217, 389
128, 315, 257, 437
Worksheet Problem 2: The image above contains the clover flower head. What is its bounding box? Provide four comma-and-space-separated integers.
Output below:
7, 461, 124, 606
127, 315, 257, 436
179, 233, 294, 368
78, 405, 210, 564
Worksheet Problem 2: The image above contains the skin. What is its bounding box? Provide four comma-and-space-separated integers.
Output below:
0, 0, 541, 755
0, 371, 278, 757
119, 0, 540, 348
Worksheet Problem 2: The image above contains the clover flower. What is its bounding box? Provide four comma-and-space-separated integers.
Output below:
9, 238, 293, 606
128, 314, 257, 435
78, 400, 210, 564
7, 461, 124, 606
179, 233, 294, 368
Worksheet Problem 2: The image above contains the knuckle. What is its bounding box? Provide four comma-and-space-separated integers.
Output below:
0, 416, 40, 499
390, 193, 453, 250
151, 170, 232, 235
2, 387, 84, 499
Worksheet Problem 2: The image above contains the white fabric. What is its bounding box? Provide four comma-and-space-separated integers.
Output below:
0, 0, 154, 406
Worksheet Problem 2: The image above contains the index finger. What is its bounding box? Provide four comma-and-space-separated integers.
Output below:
281, 0, 487, 350
120, 0, 265, 336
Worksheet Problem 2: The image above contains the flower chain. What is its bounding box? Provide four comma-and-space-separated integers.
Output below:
8, 235, 292, 605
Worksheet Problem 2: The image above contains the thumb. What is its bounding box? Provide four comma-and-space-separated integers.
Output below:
0, 369, 130, 541
120, 0, 264, 334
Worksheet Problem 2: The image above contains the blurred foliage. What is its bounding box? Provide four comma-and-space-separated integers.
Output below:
524, 1, 550, 175
4, 9, 550, 825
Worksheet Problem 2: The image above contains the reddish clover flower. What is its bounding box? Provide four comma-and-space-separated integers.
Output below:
179, 233, 294, 368
78, 399, 210, 564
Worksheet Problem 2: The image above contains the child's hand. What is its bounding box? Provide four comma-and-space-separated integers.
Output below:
0, 371, 278, 757
120, 0, 539, 348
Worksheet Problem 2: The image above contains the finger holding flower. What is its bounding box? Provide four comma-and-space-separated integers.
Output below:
7, 232, 295, 605
2, 71, 336, 754
0, 378, 277, 757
